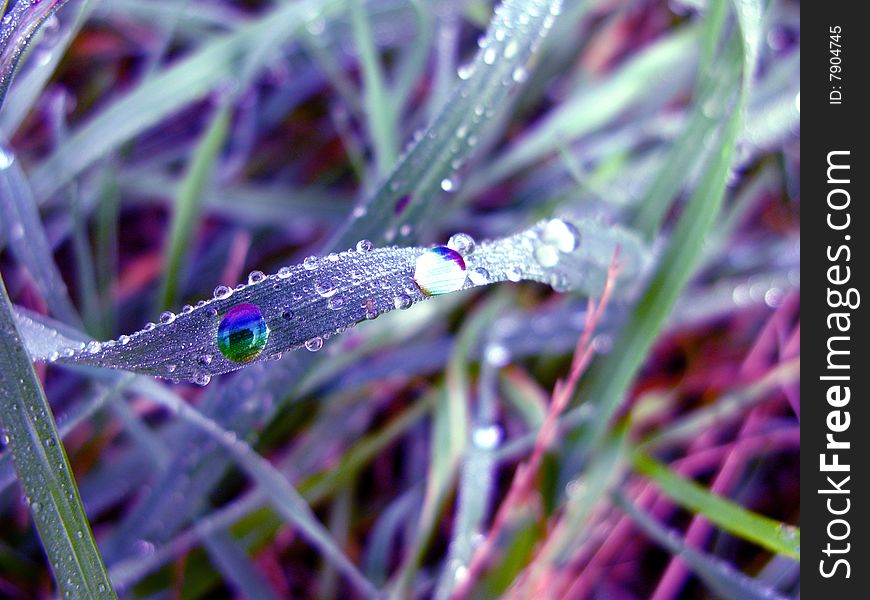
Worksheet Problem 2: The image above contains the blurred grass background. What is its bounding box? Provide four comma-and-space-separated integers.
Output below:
0, 0, 799, 598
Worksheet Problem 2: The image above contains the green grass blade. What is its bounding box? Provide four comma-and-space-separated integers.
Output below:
613, 492, 789, 600
350, 0, 398, 176
157, 101, 232, 311
0, 273, 116, 598
632, 452, 799, 559
577, 2, 750, 450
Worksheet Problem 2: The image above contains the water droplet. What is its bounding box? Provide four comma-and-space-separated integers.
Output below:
327, 253, 340, 262
503, 40, 519, 59
193, 372, 211, 386
328, 296, 344, 310
394, 295, 412, 310
315, 277, 339, 298
305, 337, 323, 352
542, 219, 580, 252
534, 244, 559, 267
356, 239, 373, 252
213, 285, 233, 300
495, 29, 506, 42
86, 341, 102, 354
119, 335, 130, 345
198, 354, 213, 366
413, 247, 467, 295
247, 270, 266, 285
142, 322, 156, 332
364, 298, 378, 319
303, 256, 319, 270
181, 304, 194, 314
764, 287, 784, 308
440, 178, 455, 192
467, 267, 490, 286
483, 48, 497, 64
166, 364, 177, 374
31, 502, 41, 513
48, 351, 59, 362
506, 267, 523, 282
217, 303, 269, 363
447, 233, 476, 256
277, 266, 292, 279
472, 425, 503, 450
512, 66, 528, 83
457, 63, 474, 80
159, 311, 176, 324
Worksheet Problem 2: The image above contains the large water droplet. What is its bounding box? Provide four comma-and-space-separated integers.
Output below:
394, 294, 412, 310
303, 256, 319, 270
413, 247, 467, 295
472, 425, 503, 450
440, 178, 455, 192
506, 267, 523, 282
534, 244, 559, 267
468, 267, 491, 286
193, 372, 211, 386
278, 266, 292, 279
356, 239, 373, 252
160, 311, 176, 325
305, 337, 324, 352
213, 285, 233, 300
247, 270, 266, 285
217, 303, 269, 363
483, 48, 497, 64
542, 219, 580, 252
447, 233, 476, 256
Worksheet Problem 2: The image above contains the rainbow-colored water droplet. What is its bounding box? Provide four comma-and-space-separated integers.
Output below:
413, 246, 467, 296
217, 303, 269, 363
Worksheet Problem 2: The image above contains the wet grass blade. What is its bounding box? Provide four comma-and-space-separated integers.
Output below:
0, 273, 116, 598
632, 453, 800, 559
327, 0, 564, 251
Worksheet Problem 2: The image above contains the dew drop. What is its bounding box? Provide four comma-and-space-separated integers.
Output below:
506, 267, 523, 282
181, 304, 194, 314
247, 270, 266, 285
142, 322, 156, 332
394, 295, 412, 310
485, 343, 511, 367
303, 256, 319, 270
327, 252, 340, 262
207, 307, 218, 318
305, 337, 324, 352
503, 40, 519, 59
217, 303, 269, 363
119, 335, 130, 346
159, 311, 176, 325
328, 296, 344, 310
483, 48, 497, 64
276, 266, 291, 280
542, 219, 580, 252
86, 341, 102, 354
315, 277, 339, 298
440, 178, 455, 192
194, 372, 211, 386
447, 233, 476, 256
166, 364, 177, 374
413, 246, 467, 296
213, 285, 233, 300
468, 267, 491, 285
534, 244, 559, 267
356, 239, 373, 252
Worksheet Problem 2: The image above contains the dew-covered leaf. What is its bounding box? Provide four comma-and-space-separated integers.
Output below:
39, 218, 645, 384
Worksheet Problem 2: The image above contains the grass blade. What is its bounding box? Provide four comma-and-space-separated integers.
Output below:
0, 273, 116, 598
613, 492, 789, 600
350, 0, 398, 175
157, 101, 232, 311
632, 452, 800, 559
